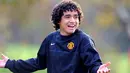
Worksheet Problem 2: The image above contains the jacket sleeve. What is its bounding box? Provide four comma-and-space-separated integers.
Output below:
80, 37, 102, 73
5, 37, 49, 73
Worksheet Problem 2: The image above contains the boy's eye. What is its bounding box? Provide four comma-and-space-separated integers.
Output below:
64, 15, 71, 18
63, 14, 79, 19
74, 15, 78, 19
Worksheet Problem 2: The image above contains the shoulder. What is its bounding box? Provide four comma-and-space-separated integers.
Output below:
78, 29, 95, 46
41, 31, 58, 44
78, 29, 92, 41
78, 30, 97, 52
45, 30, 59, 40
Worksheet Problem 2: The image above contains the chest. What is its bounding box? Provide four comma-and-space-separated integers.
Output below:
47, 36, 81, 64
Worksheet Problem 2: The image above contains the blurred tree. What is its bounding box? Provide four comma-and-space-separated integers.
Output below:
6, 0, 37, 42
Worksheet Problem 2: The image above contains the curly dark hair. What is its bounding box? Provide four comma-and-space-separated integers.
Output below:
51, 0, 83, 30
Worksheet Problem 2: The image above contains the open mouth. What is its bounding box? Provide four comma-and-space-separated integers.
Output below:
67, 25, 75, 28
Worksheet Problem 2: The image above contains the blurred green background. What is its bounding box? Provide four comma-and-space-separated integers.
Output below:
0, 0, 129, 73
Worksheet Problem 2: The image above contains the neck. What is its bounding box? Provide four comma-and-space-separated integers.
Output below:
60, 31, 72, 36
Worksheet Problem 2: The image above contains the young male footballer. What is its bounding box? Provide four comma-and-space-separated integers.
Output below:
0, 0, 110, 73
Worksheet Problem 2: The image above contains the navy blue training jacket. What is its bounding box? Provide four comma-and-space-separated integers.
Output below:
5, 29, 102, 73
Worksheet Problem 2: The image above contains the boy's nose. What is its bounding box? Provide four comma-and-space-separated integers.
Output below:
70, 17, 75, 22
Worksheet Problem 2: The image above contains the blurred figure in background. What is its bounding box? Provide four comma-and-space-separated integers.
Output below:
115, 0, 130, 52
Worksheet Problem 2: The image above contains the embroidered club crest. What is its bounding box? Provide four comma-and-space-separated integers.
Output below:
67, 42, 74, 50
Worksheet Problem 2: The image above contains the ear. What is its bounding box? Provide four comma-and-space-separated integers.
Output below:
58, 20, 61, 25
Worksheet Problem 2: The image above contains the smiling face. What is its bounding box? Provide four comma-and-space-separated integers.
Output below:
59, 11, 79, 36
